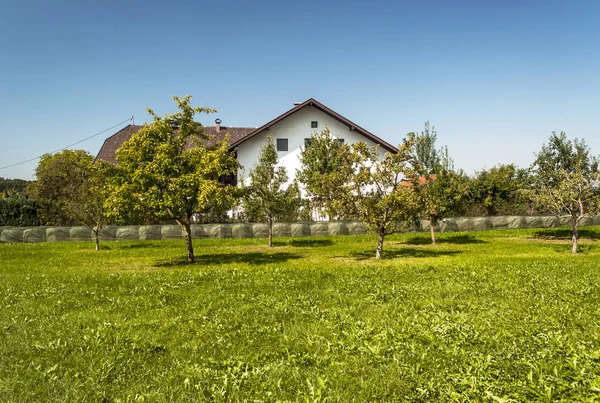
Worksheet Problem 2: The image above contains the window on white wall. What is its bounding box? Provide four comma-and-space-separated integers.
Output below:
276, 138, 288, 151
338, 139, 345, 145
304, 138, 312, 147
311, 121, 318, 128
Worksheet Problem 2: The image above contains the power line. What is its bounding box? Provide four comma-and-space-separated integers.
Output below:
0, 117, 133, 171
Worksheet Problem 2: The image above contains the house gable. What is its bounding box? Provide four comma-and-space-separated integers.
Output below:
230, 98, 398, 153
235, 104, 390, 185
95, 98, 397, 174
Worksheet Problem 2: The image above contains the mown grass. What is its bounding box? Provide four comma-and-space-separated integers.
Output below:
1, 228, 600, 402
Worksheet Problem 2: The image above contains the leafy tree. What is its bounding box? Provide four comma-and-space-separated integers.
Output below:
348, 135, 420, 259
411, 123, 467, 244
0, 193, 42, 226
412, 122, 440, 175
242, 135, 301, 247
467, 164, 532, 216
297, 127, 355, 220
28, 150, 92, 225
0, 177, 30, 196
28, 150, 111, 250
107, 96, 238, 262
523, 132, 600, 253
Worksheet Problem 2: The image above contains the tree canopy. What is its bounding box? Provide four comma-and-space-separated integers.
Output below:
297, 127, 355, 220
242, 135, 301, 247
107, 96, 238, 262
348, 136, 420, 259
410, 123, 467, 244
29, 149, 110, 250
524, 131, 600, 253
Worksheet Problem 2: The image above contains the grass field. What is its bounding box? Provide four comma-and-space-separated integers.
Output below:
1, 228, 600, 402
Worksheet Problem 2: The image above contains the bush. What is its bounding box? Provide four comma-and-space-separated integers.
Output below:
0, 195, 41, 227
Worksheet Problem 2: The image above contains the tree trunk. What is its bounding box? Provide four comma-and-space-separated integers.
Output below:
376, 231, 385, 260
430, 221, 436, 245
176, 220, 195, 263
94, 230, 100, 251
268, 217, 273, 248
572, 221, 579, 254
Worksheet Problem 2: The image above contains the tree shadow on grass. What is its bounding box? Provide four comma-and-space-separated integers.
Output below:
400, 234, 487, 246
531, 228, 600, 241
120, 243, 161, 249
276, 239, 334, 248
350, 248, 462, 261
155, 252, 303, 267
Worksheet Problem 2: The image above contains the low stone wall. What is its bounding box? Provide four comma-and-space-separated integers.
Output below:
1, 216, 599, 243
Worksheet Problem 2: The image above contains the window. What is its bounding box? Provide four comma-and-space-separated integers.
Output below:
220, 173, 237, 186
304, 138, 312, 147
338, 139, 345, 145
276, 138, 288, 151
311, 121, 318, 128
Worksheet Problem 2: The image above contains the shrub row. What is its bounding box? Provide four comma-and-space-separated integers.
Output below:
1, 216, 599, 243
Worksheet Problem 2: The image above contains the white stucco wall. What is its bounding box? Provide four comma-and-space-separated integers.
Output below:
235, 106, 388, 191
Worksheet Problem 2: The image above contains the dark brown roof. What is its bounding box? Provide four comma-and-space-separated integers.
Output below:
230, 98, 399, 153
95, 124, 256, 164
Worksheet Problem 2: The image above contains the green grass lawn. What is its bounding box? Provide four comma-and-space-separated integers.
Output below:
1, 228, 600, 402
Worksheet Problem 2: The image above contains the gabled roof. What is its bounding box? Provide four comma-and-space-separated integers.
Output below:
96, 98, 398, 163
95, 124, 256, 164
229, 98, 398, 153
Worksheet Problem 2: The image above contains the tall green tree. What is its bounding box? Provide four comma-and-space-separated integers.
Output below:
28, 149, 92, 225
107, 96, 238, 262
524, 132, 600, 254
349, 136, 420, 259
0, 177, 30, 196
411, 123, 467, 244
413, 122, 440, 175
297, 127, 355, 220
29, 150, 110, 250
242, 135, 301, 247
468, 164, 532, 216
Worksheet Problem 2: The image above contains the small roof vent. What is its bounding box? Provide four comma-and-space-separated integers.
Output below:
293, 102, 301, 106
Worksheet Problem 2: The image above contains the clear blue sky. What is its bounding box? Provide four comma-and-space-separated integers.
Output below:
1, 0, 599, 179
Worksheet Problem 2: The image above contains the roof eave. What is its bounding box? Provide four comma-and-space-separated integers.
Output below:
229, 98, 398, 153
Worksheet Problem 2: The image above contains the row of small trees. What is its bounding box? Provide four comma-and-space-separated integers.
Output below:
15, 96, 600, 260
1, 160, 536, 226
294, 124, 600, 256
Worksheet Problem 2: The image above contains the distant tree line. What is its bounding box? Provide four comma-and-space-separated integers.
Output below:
2, 96, 599, 257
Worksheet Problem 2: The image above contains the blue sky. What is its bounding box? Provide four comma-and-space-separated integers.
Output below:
1, 0, 599, 179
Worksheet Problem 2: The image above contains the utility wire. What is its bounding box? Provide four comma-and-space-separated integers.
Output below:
0, 117, 133, 171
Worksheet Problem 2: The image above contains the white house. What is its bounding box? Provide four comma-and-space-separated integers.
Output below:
96, 98, 398, 189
